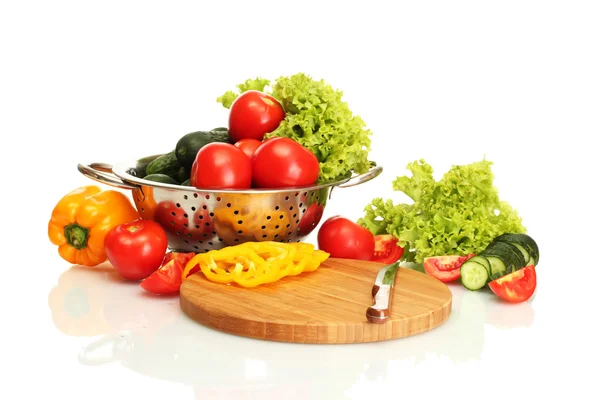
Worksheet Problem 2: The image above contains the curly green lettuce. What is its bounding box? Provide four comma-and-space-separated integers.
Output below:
217, 73, 373, 182
357, 159, 526, 263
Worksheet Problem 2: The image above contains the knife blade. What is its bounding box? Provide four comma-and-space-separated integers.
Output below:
366, 261, 400, 324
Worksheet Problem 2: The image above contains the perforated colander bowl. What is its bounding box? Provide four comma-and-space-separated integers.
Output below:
78, 159, 382, 253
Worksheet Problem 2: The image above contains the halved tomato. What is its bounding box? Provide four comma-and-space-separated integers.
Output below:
423, 254, 475, 282
488, 265, 537, 303
140, 258, 184, 295
372, 235, 404, 264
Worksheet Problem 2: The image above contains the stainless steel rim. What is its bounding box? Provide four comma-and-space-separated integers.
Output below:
78, 158, 383, 194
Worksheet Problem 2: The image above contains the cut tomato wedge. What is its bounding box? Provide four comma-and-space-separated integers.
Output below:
140, 258, 184, 295
372, 235, 404, 264
163, 251, 196, 266
488, 265, 537, 303
423, 254, 475, 282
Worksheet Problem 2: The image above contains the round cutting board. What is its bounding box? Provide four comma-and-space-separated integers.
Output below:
179, 258, 452, 344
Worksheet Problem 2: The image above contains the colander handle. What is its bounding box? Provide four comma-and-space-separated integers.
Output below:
336, 165, 383, 188
77, 163, 139, 190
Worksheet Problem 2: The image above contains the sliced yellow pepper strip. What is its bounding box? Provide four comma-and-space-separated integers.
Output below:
182, 241, 330, 287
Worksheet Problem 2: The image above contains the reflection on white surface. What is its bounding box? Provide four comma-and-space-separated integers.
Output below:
245, 359, 268, 380
47, 263, 536, 398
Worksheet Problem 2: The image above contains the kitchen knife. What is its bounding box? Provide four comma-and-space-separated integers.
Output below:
366, 261, 400, 324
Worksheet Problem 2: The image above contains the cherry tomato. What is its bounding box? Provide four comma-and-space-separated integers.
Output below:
105, 219, 168, 281
317, 216, 375, 261
190, 142, 252, 189
297, 202, 324, 236
140, 258, 184, 295
234, 138, 262, 159
423, 254, 475, 283
229, 90, 286, 142
488, 265, 537, 303
372, 235, 405, 264
251, 137, 319, 188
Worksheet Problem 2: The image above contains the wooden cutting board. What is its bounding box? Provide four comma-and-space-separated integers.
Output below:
179, 258, 452, 344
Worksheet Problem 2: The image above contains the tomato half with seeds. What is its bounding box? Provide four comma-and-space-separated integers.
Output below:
423, 254, 475, 283
372, 235, 404, 264
140, 258, 184, 295
488, 265, 537, 303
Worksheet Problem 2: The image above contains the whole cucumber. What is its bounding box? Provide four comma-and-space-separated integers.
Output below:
175, 130, 231, 169
145, 150, 181, 179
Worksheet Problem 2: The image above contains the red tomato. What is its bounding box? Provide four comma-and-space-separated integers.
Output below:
140, 258, 184, 295
154, 201, 188, 236
423, 254, 476, 283
251, 137, 319, 188
229, 90, 285, 142
297, 202, 324, 236
163, 251, 196, 266
190, 142, 252, 189
372, 235, 405, 264
154, 202, 214, 240
317, 216, 375, 261
105, 219, 168, 281
234, 138, 262, 159
488, 265, 537, 303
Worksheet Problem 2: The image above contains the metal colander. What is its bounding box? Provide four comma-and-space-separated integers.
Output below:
78, 159, 382, 253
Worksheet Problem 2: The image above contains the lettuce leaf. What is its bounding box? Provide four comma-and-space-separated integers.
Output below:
357, 159, 526, 263
217, 73, 373, 182
216, 77, 271, 108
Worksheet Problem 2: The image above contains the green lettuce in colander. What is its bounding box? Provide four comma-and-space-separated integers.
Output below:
217, 73, 373, 183
357, 159, 527, 263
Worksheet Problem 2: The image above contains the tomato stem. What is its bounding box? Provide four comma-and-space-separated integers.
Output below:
64, 224, 90, 250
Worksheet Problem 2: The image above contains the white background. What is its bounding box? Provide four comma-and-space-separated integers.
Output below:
2, 1, 599, 399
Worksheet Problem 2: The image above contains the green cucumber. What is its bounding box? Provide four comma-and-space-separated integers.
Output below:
483, 255, 509, 281
468, 256, 492, 275
493, 233, 539, 265
507, 242, 531, 265
145, 150, 181, 179
127, 154, 162, 178
175, 130, 231, 169
143, 173, 179, 184
177, 166, 190, 183
210, 127, 229, 134
480, 241, 526, 272
181, 178, 191, 186
460, 260, 489, 291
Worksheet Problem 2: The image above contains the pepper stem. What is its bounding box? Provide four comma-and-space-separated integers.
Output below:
64, 224, 90, 250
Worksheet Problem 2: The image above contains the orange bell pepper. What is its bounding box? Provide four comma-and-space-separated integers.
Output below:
48, 185, 140, 267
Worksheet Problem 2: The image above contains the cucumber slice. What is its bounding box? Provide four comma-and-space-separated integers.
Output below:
468, 256, 492, 275
460, 261, 490, 291
481, 241, 526, 272
493, 233, 539, 265
508, 242, 531, 265
482, 255, 508, 280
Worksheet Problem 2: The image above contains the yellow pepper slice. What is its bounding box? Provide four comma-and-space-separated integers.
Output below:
182, 241, 329, 287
